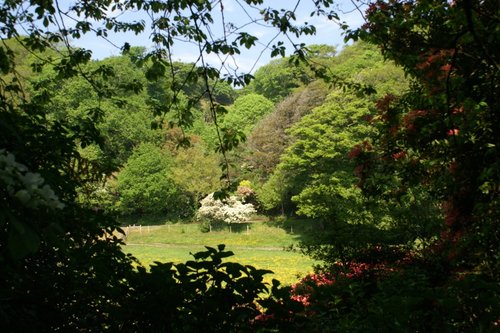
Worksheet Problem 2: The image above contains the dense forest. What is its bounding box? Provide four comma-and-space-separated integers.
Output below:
1, 0, 499, 332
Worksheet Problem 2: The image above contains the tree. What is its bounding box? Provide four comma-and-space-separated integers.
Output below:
245, 42, 404, 184
222, 93, 274, 135
6, 0, 498, 331
115, 143, 190, 217
275, 90, 375, 219
246, 80, 329, 181
258, 170, 293, 215
307, 44, 336, 58
271, 89, 439, 258
98, 98, 161, 167
0, 47, 135, 332
249, 58, 309, 103
329, 41, 406, 97
248, 44, 336, 103
170, 142, 222, 207
256, 41, 409, 213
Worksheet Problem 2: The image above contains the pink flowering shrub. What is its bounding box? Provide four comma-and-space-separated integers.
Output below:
291, 273, 335, 306
236, 185, 254, 200
290, 261, 375, 308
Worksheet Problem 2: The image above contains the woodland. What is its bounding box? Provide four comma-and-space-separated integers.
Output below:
0, 0, 499, 332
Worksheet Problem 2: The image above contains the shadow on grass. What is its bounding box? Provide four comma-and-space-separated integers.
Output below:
265, 216, 320, 244
265, 216, 416, 260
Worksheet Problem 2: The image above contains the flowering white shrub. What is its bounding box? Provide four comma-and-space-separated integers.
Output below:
0, 149, 64, 210
197, 193, 256, 224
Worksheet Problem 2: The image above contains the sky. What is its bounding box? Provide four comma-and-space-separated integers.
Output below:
70, 0, 366, 73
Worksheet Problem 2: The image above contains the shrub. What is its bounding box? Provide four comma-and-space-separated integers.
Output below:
197, 192, 256, 225
122, 245, 277, 332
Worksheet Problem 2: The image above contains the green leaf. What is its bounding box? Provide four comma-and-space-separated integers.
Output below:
8, 220, 40, 261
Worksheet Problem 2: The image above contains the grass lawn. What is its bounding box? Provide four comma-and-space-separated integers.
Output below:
122, 221, 317, 286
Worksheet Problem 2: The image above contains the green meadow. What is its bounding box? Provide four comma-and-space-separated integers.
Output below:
122, 221, 318, 286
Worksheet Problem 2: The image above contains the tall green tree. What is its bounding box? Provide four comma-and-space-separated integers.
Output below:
272, 90, 375, 219
222, 93, 274, 135
258, 42, 408, 213
248, 44, 336, 103
5, 0, 497, 331
170, 143, 222, 207
115, 143, 189, 217
249, 58, 309, 103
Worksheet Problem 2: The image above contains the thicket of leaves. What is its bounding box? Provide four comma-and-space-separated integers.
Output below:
278, 0, 500, 331
350, 0, 500, 273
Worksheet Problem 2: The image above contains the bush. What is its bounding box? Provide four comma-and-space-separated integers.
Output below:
197, 192, 256, 225
122, 245, 276, 332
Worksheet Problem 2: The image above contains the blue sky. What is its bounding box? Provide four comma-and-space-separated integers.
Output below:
71, 0, 365, 72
